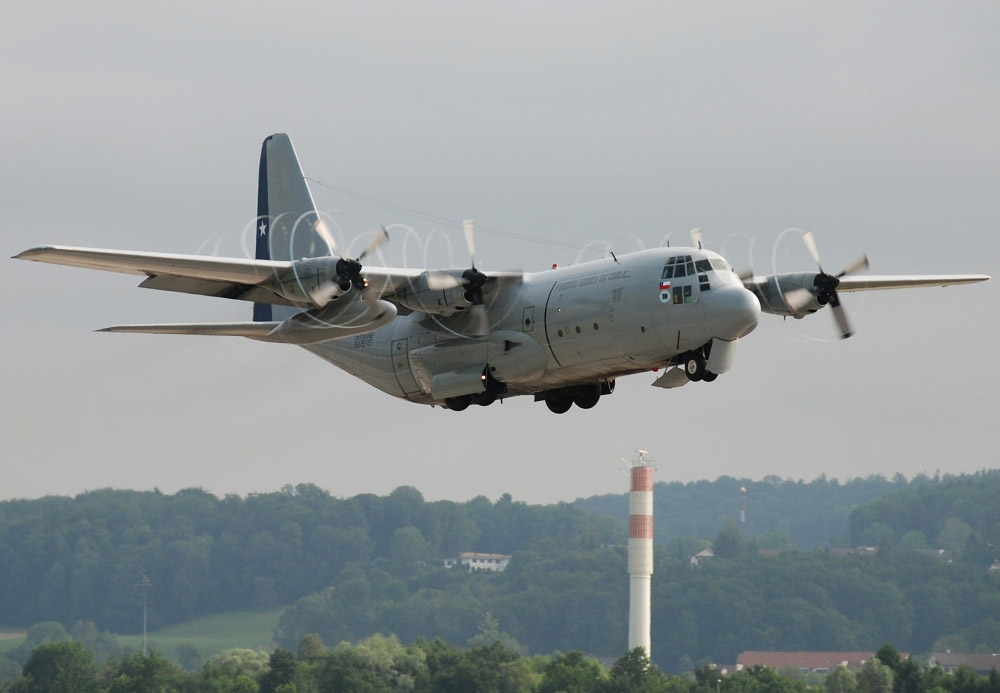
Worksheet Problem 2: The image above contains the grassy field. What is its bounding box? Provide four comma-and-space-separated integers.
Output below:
117, 607, 285, 661
0, 628, 26, 655
0, 608, 284, 663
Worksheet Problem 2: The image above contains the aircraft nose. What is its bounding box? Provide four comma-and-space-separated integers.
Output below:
703, 286, 760, 340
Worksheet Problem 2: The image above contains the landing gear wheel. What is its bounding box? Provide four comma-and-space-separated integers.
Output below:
545, 396, 573, 414
573, 389, 601, 409
472, 389, 498, 406
684, 353, 706, 382
702, 371, 718, 382
445, 395, 471, 411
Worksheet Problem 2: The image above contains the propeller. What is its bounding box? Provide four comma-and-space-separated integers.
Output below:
689, 227, 703, 250
798, 229, 869, 339
460, 220, 490, 337
423, 220, 491, 336
310, 223, 390, 309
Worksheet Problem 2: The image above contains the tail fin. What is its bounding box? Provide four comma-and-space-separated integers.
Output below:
254, 133, 325, 321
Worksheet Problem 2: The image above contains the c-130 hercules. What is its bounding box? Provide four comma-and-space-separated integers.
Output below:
15, 134, 989, 413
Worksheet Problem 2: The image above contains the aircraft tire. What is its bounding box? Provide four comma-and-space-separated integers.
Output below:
472, 389, 498, 406
573, 389, 601, 409
445, 395, 472, 411
545, 396, 573, 414
702, 371, 718, 382
684, 354, 705, 381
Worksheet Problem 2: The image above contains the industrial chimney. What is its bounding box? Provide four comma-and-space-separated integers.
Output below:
628, 450, 654, 656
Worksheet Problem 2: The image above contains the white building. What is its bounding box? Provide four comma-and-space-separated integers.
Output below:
443, 552, 512, 572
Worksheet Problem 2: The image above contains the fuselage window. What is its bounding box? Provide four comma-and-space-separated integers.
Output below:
684, 285, 693, 303
673, 286, 683, 304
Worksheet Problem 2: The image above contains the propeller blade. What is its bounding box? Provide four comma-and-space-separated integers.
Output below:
471, 303, 489, 337
425, 272, 462, 290
829, 293, 853, 339
358, 226, 389, 261
463, 219, 477, 270
361, 283, 383, 316
309, 281, 340, 308
783, 288, 814, 312
313, 218, 338, 258
801, 229, 823, 272
690, 227, 703, 249
838, 254, 870, 278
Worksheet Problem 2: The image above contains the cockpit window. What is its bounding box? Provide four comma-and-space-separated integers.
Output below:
695, 259, 712, 272
710, 258, 727, 271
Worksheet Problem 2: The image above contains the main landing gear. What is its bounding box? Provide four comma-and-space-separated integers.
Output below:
445, 371, 505, 411
538, 380, 615, 414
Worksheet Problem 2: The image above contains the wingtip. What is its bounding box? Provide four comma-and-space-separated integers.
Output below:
12, 246, 54, 260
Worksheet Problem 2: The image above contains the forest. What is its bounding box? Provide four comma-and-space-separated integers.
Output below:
0, 472, 998, 679
4, 637, 1000, 692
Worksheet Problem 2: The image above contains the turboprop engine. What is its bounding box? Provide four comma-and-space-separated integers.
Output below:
390, 272, 475, 317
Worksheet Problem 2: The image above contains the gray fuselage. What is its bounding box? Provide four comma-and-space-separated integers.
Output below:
304, 247, 760, 405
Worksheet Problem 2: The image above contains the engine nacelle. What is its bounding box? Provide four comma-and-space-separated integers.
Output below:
264, 257, 353, 306
391, 273, 474, 316
750, 272, 823, 318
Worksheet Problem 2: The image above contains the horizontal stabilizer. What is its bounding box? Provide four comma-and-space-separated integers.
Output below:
99, 322, 283, 342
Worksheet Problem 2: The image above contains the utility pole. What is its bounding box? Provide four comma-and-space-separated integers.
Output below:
135, 575, 151, 656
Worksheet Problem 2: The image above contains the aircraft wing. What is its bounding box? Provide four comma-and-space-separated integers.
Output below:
14, 245, 432, 309
835, 274, 990, 291
14, 245, 288, 282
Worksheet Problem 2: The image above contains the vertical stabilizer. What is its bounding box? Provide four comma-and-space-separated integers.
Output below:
254, 133, 325, 321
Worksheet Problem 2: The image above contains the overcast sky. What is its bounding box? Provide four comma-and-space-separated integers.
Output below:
3, 1, 997, 505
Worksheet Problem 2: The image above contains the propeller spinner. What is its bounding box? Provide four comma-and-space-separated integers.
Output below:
794, 230, 869, 339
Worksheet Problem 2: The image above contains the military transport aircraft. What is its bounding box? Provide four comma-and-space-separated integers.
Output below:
15, 134, 990, 413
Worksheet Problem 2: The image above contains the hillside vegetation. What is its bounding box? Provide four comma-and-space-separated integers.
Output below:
1, 473, 998, 674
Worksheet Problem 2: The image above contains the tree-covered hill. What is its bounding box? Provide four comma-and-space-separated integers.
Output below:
849, 471, 1000, 565
2, 474, 1000, 675
571, 472, 982, 549
0, 485, 620, 634
274, 536, 1000, 672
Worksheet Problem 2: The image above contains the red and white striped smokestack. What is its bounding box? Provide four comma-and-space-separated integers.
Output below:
628, 450, 654, 656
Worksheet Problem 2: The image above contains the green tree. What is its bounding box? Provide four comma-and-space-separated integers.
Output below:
826, 665, 857, 693
105, 650, 184, 693
713, 520, 745, 559
259, 648, 298, 693
389, 526, 430, 566
856, 657, 894, 693
538, 651, 604, 693
297, 633, 325, 660
19, 641, 98, 693
605, 648, 669, 692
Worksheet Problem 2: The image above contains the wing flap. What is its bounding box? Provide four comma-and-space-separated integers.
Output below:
137, 275, 300, 306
